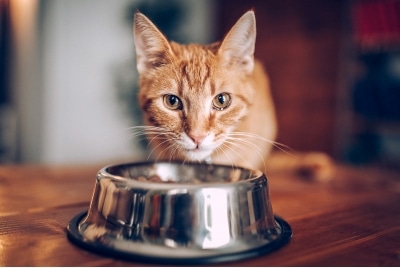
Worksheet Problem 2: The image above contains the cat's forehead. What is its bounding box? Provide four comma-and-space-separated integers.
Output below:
169, 43, 220, 94
170, 43, 217, 66
170, 42, 219, 57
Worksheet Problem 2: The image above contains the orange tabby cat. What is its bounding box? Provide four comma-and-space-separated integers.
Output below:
133, 10, 333, 181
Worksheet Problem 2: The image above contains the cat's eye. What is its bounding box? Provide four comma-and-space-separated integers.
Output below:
163, 94, 183, 110
212, 93, 231, 110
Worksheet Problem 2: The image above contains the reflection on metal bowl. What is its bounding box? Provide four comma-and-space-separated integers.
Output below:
67, 161, 292, 264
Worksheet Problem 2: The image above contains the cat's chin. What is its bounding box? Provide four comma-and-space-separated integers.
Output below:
183, 148, 213, 162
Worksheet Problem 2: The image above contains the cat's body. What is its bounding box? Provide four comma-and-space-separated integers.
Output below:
133, 10, 333, 180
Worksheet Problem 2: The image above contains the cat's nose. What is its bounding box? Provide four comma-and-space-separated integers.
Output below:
189, 133, 206, 147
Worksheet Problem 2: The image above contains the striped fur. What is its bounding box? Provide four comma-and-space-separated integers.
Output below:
133, 10, 276, 170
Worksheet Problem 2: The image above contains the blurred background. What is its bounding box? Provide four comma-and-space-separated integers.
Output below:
1, 0, 400, 167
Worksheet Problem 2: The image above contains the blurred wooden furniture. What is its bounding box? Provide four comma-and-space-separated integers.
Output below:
0, 162, 399, 266
216, 0, 344, 156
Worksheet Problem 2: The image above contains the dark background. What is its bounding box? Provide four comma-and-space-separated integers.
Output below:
215, 0, 400, 167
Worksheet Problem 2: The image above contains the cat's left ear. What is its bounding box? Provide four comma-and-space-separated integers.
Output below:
218, 10, 256, 74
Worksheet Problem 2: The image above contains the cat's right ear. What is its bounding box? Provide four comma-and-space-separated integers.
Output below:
218, 10, 256, 74
133, 11, 173, 74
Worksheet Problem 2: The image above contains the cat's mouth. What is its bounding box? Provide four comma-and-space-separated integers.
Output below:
177, 133, 217, 161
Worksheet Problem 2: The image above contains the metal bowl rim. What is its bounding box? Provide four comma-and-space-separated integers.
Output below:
97, 160, 266, 189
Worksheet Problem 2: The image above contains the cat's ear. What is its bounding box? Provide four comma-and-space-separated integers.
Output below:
133, 11, 173, 74
218, 10, 256, 74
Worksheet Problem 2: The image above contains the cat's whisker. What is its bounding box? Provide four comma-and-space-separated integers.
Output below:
127, 125, 167, 131
228, 132, 287, 147
149, 134, 181, 162
153, 142, 173, 162
215, 144, 237, 170
223, 138, 265, 171
166, 143, 180, 163
127, 127, 164, 135
126, 125, 171, 144
147, 135, 177, 159
126, 125, 181, 161
229, 131, 295, 157
218, 139, 252, 169
147, 133, 172, 148
147, 138, 175, 160
127, 131, 165, 144
224, 137, 267, 172
167, 143, 180, 162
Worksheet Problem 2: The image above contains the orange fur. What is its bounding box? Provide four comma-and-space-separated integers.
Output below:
133, 10, 334, 181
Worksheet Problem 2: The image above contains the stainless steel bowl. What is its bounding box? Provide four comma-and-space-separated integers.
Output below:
67, 161, 292, 264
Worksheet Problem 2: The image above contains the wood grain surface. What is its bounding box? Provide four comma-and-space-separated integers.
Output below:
0, 163, 399, 266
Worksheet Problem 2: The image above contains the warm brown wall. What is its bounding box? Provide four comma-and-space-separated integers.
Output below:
215, 0, 344, 156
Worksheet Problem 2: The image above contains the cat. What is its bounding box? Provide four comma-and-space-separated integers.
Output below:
132, 10, 334, 181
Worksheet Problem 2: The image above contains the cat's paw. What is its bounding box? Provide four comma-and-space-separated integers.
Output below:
296, 152, 335, 182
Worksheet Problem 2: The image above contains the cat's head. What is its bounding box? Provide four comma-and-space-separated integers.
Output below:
133, 10, 257, 161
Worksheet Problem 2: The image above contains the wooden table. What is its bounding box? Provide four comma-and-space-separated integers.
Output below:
0, 162, 399, 266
